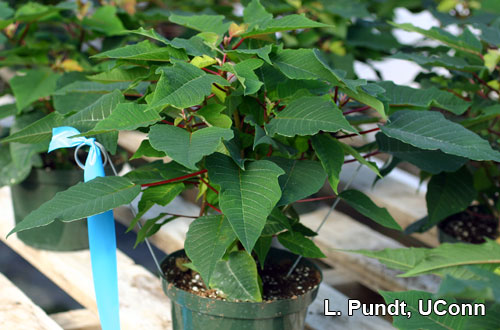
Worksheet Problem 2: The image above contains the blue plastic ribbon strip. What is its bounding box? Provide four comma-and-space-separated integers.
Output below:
49, 126, 120, 330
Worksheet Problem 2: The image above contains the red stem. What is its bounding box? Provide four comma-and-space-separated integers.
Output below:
162, 120, 185, 128
207, 202, 222, 213
296, 196, 336, 203
340, 97, 351, 108
266, 145, 273, 157
343, 105, 370, 115
141, 170, 208, 187
472, 72, 499, 93
336, 127, 380, 139
202, 67, 220, 76
231, 38, 246, 50
199, 177, 219, 194
343, 150, 380, 164
222, 53, 227, 64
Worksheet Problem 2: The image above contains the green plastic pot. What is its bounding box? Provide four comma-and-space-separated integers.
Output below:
10, 168, 89, 251
162, 248, 322, 330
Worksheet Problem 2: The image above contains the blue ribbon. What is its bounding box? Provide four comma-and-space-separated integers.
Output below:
49, 127, 120, 330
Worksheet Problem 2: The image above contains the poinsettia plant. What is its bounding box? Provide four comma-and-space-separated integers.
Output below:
0, 0, 148, 185
5, 0, 500, 312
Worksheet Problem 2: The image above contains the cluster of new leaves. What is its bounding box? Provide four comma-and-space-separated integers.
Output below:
3, 0, 500, 309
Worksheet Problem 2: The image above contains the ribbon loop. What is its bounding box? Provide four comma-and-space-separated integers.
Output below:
49, 126, 121, 330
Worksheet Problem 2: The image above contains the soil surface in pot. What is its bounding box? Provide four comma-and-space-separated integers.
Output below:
164, 257, 321, 301
439, 205, 498, 244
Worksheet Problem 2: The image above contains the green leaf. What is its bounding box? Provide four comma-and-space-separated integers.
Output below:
82, 6, 125, 36
127, 27, 171, 45
425, 168, 476, 229
222, 59, 264, 95
54, 81, 142, 96
253, 236, 272, 269
169, 13, 230, 35
350, 247, 428, 272
83, 103, 161, 135
130, 140, 166, 160
390, 22, 482, 55
53, 92, 102, 115
92, 40, 187, 62
209, 251, 262, 302
226, 45, 273, 65
271, 48, 385, 117
206, 153, 284, 252
376, 133, 467, 174
277, 231, 325, 258
8, 176, 141, 235
140, 183, 184, 208
378, 81, 470, 115
380, 110, 500, 162
242, 0, 329, 38
1, 112, 63, 144
13, 2, 61, 22
63, 90, 124, 132
10, 69, 61, 111
391, 52, 481, 71
185, 215, 236, 285
311, 134, 344, 194
266, 96, 355, 137
339, 189, 402, 230
195, 104, 232, 128
403, 240, 500, 278
149, 125, 233, 170
150, 62, 229, 110
87, 67, 150, 83
269, 157, 326, 206
437, 267, 500, 303
124, 161, 191, 185
340, 143, 380, 176
380, 290, 467, 330
134, 213, 176, 247
0, 103, 17, 120
261, 207, 293, 236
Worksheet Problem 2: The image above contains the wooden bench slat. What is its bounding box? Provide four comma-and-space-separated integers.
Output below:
300, 207, 440, 293
49, 309, 100, 330
0, 273, 63, 330
0, 187, 172, 330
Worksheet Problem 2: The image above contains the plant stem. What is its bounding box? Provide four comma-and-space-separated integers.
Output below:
141, 169, 208, 187
295, 195, 336, 203
202, 67, 220, 75
336, 127, 380, 139
206, 202, 222, 213
18, 23, 30, 45
343, 150, 380, 164
199, 177, 219, 194
232, 37, 246, 50
343, 105, 370, 115
333, 86, 338, 104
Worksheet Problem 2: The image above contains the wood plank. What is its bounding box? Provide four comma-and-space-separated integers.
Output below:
0, 187, 172, 330
0, 272, 63, 330
306, 283, 394, 330
301, 207, 440, 293
49, 309, 100, 330
339, 162, 438, 247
